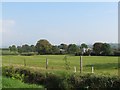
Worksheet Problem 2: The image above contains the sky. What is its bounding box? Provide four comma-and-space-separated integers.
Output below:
1, 2, 118, 47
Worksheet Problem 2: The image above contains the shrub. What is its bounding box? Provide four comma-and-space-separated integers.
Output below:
114, 51, 120, 56
2, 66, 120, 89
2, 51, 19, 55
45, 73, 62, 89
20, 52, 37, 56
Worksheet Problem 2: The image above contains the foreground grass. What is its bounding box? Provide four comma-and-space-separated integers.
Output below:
2, 76, 43, 88
2, 55, 119, 75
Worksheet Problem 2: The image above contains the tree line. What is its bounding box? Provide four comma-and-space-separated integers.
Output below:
8, 39, 120, 56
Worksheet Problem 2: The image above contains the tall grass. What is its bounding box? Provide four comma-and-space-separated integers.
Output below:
2, 76, 43, 88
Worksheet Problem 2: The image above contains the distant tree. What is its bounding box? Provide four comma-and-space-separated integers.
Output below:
30, 45, 36, 52
67, 44, 79, 54
17, 46, 22, 53
51, 45, 60, 54
80, 43, 88, 49
93, 42, 112, 56
93, 42, 103, 55
35, 39, 52, 54
21, 44, 31, 52
9, 46, 12, 51
9, 45, 17, 52
80, 43, 88, 54
101, 43, 112, 55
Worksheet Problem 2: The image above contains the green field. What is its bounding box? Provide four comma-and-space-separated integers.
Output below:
2, 55, 119, 75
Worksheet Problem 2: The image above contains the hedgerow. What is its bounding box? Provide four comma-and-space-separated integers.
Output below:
2, 66, 120, 89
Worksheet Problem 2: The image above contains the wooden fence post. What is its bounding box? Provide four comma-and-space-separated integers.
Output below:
91, 65, 94, 73
24, 59, 26, 66
80, 55, 82, 73
46, 58, 48, 69
74, 66, 76, 73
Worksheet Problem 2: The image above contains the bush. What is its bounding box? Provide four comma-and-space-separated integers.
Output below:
21, 52, 37, 56
2, 66, 45, 85
2, 51, 19, 55
45, 73, 62, 89
114, 51, 120, 56
68, 74, 120, 89
2, 66, 120, 89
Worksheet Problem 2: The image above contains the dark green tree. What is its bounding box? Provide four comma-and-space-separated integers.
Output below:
80, 43, 88, 54
93, 42, 103, 55
30, 45, 36, 52
21, 44, 31, 52
101, 43, 112, 55
80, 43, 88, 49
9, 45, 17, 52
51, 45, 60, 54
35, 39, 52, 54
17, 46, 22, 53
67, 44, 79, 54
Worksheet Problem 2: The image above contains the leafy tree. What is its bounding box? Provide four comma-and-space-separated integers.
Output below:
80, 43, 88, 49
30, 45, 36, 52
9, 45, 17, 52
51, 46, 60, 54
67, 44, 79, 54
17, 45, 34, 53
21, 44, 31, 52
80, 43, 88, 54
101, 43, 112, 55
93, 42, 112, 56
17, 46, 22, 53
35, 39, 52, 54
9, 46, 12, 51
93, 42, 103, 55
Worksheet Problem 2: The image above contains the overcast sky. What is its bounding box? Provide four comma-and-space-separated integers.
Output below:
1, 2, 118, 47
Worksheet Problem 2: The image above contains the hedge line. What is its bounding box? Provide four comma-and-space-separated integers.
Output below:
2, 66, 120, 90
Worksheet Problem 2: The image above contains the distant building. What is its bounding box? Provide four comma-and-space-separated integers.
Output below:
60, 49, 65, 52
81, 47, 92, 54
59, 49, 66, 54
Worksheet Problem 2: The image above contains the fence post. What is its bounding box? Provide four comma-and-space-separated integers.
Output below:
74, 66, 76, 73
24, 59, 26, 66
80, 55, 82, 73
91, 65, 94, 73
46, 58, 48, 69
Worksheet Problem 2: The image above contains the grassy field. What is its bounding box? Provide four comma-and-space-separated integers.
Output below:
2, 76, 43, 88
2, 55, 119, 75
